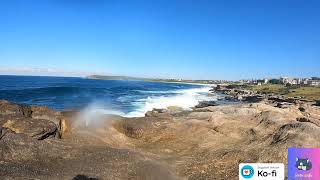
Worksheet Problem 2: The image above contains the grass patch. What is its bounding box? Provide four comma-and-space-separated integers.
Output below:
287, 87, 320, 101
247, 84, 289, 95
246, 84, 320, 101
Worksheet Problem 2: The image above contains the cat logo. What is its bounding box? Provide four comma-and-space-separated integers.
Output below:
295, 157, 312, 171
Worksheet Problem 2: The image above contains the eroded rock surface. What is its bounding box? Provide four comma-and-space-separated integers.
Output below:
0, 99, 320, 179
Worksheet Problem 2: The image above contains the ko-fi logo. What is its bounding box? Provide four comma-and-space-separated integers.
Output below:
241, 165, 254, 179
239, 163, 284, 180
257, 169, 278, 177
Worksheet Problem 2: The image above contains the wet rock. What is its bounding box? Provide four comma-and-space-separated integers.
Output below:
195, 101, 217, 108
145, 107, 184, 117
242, 95, 265, 103
166, 106, 184, 114
224, 95, 236, 101
145, 110, 161, 117
275, 102, 294, 108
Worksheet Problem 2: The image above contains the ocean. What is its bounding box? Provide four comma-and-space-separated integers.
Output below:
0, 75, 220, 117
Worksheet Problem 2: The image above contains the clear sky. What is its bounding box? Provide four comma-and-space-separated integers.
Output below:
0, 0, 319, 80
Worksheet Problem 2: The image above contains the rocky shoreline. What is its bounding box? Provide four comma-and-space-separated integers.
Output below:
1, 92, 320, 179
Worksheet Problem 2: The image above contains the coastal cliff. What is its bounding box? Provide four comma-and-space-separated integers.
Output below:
0, 99, 320, 179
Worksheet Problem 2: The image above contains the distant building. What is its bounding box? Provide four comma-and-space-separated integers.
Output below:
239, 77, 319, 87
280, 77, 306, 85
307, 80, 320, 86
297, 78, 302, 84
291, 79, 298, 85
280, 77, 291, 84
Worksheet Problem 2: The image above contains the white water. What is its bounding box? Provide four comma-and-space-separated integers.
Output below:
124, 86, 216, 117
76, 86, 216, 126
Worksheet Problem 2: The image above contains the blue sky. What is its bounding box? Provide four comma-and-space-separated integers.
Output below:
0, 0, 319, 80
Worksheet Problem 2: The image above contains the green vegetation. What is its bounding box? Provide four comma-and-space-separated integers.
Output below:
247, 84, 320, 101
247, 84, 290, 95
288, 87, 320, 101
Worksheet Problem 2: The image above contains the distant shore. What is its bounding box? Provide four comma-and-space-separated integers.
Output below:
86, 74, 220, 86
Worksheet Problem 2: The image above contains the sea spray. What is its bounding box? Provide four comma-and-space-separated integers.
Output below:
125, 86, 216, 117
73, 86, 216, 121
73, 101, 124, 128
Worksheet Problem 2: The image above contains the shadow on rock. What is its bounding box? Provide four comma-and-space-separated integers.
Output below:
72, 175, 99, 180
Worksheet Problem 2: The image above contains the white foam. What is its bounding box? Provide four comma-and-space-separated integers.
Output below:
76, 86, 215, 122
124, 86, 215, 117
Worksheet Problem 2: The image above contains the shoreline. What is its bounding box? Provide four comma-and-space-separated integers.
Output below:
1, 97, 320, 179
0, 88, 319, 179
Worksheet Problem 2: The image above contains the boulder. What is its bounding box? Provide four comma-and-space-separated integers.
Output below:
31, 105, 60, 123
2, 117, 58, 140
145, 107, 184, 117
195, 101, 217, 108
166, 106, 184, 114
275, 102, 294, 109
0, 101, 60, 140
224, 96, 236, 101
268, 96, 287, 103
0, 100, 32, 117
242, 95, 265, 103
0, 126, 14, 140
145, 110, 161, 117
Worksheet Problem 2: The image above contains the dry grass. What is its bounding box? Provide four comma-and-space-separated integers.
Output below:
247, 84, 320, 100
288, 87, 320, 101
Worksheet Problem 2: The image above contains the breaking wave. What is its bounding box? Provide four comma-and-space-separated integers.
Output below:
78, 86, 215, 120
124, 86, 215, 117
0, 76, 218, 119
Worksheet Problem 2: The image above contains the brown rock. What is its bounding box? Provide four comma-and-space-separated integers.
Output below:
1, 100, 320, 179
2, 117, 58, 140
0, 100, 31, 117
31, 105, 60, 123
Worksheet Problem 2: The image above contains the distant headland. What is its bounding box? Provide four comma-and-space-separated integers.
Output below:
86, 75, 229, 84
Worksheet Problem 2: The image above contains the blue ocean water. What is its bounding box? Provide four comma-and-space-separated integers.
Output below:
0, 75, 217, 117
